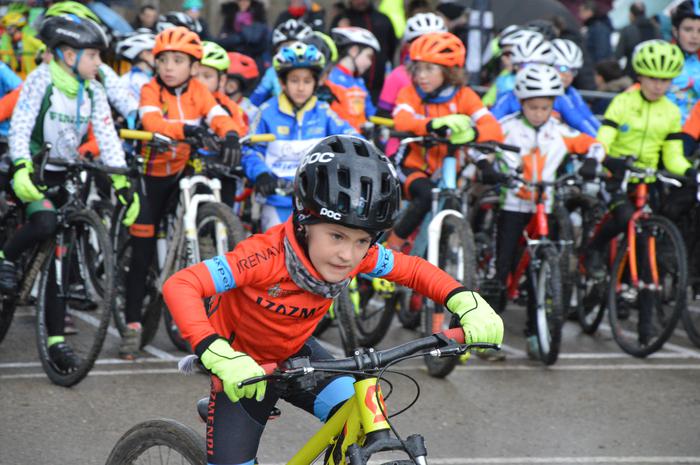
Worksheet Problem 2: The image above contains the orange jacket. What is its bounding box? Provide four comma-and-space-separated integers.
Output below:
139, 78, 244, 177
393, 85, 503, 174
683, 99, 700, 141
0, 85, 19, 122
213, 90, 249, 136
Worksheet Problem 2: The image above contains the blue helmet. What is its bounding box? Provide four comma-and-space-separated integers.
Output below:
272, 41, 325, 78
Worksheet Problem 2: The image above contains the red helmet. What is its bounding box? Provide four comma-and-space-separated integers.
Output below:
153, 26, 202, 59
409, 32, 465, 68
226, 52, 259, 91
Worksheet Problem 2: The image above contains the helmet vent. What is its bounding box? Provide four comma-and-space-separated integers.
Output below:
329, 138, 345, 153
354, 140, 370, 157
358, 179, 371, 217
314, 166, 329, 203
338, 167, 351, 188
338, 192, 350, 213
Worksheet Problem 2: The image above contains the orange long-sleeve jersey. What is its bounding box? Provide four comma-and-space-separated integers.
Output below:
139, 78, 245, 176
393, 85, 504, 174
683, 99, 700, 141
163, 217, 465, 364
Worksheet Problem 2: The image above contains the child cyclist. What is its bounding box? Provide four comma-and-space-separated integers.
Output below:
385, 31, 504, 250
0, 14, 137, 372
668, 0, 700, 124
486, 64, 605, 359
224, 52, 260, 125
163, 134, 504, 465
585, 40, 694, 344
121, 27, 246, 360
242, 41, 357, 232
115, 31, 156, 103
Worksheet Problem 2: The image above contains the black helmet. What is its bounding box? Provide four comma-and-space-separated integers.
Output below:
294, 135, 401, 234
38, 14, 109, 50
157, 11, 203, 35
272, 18, 313, 48
672, 0, 700, 29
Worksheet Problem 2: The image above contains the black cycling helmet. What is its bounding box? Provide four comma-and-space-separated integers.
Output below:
38, 14, 109, 50
672, 0, 700, 28
272, 18, 313, 48
294, 135, 401, 234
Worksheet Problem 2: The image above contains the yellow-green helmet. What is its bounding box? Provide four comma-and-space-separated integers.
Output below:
45, 1, 101, 24
201, 41, 230, 72
632, 40, 684, 79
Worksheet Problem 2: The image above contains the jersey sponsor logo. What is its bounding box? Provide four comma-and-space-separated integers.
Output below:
205, 295, 222, 318
320, 207, 342, 220
267, 282, 302, 298
236, 245, 281, 274
299, 151, 334, 170
48, 111, 90, 124
255, 296, 319, 318
277, 125, 290, 135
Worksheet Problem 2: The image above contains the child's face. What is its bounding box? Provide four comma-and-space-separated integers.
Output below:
675, 18, 700, 53
350, 46, 374, 75
305, 222, 373, 283
156, 51, 198, 88
66, 48, 102, 80
281, 68, 316, 106
639, 76, 672, 102
225, 76, 241, 97
522, 97, 554, 127
558, 69, 575, 88
500, 47, 513, 71
198, 65, 221, 93
412, 61, 445, 94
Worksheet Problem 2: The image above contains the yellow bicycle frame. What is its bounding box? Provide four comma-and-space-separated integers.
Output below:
287, 377, 391, 465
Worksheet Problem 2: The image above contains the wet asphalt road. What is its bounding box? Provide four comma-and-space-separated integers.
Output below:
1, 302, 700, 465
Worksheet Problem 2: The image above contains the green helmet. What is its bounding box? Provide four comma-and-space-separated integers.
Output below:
201, 41, 230, 72
632, 40, 684, 79
45, 1, 101, 24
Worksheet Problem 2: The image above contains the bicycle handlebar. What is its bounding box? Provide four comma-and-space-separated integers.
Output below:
119, 129, 276, 146
388, 132, 519, 154
43, 156, 131, 176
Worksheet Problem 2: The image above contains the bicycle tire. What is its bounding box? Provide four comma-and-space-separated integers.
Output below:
35, 209, 114, 386
333, 288, 359, 356
552, 206, 575, 316
608, 215, 686, 357
423, 215, 476, 378
0, 296, 17, 344
397, 289, 422, 330
575, 203, 608, 334
534, 246, 564, 365
105, 418, 206, 465
354, 277, 396, 347
682, 295, 700, 348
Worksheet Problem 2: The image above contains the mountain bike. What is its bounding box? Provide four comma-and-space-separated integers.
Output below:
104, 328, 498, 465
0, 145, 123, 386
114, 130, 271, 351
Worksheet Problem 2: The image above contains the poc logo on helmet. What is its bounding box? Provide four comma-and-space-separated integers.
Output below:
300, 151, 335, 170
320, 208, 342, 220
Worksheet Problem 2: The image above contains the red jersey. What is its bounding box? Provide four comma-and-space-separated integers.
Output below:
163, 217, 463, 364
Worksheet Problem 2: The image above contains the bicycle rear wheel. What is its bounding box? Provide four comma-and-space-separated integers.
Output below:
333, 288, 359, 356
608, 216, 686, 357
534, 246, 564, 365
423, 215, 475, 378
353, 277, 396, 346
105, 419, 206, 465
36, 209, 114, 386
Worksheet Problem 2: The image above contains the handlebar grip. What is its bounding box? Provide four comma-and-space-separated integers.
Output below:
212, 362, 277, 393
497, 143, 520, 153
369, 116, 394, 127
248, 134, 276, 143
119, 129, 154, 141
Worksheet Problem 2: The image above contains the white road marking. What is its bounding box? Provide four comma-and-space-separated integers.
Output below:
364, 458, 700, 464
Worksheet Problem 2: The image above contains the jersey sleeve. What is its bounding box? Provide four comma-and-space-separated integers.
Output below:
91, 83, 127, 168
596, 95, 623, 154
683, 100, 700, 140
139, 81, 186, 140
490, 91, 519, 120
458, 87, 504, 142
325, 104, 359, 136
0, 86, 20, 122
197, 83, 238, 137
662, 107, 691, 176
393, 87, 429, 135
360, 244, 463, 305
99, 64, 138, 119
554, 90, 599, 137
9, 67, 49, 162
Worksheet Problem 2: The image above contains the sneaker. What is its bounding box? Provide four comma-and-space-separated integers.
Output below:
48, 342, 83, 373
526, 335, 540, 361
64, 314, 78, 335
584, 250, 605, 280
119, 324, 143, 360
0, 259, 17, 293
476, 348, 506, 362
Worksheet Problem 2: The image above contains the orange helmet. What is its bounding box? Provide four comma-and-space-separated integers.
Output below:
227, 52, 259, 80
409, 32, 465, 68
153, 26, 202, 60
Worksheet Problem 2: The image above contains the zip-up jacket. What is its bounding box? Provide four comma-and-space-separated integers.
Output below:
163, 217, 464, 364
0, 62, 21, 137
668, 51, 700, 124
326, 64, 376, 130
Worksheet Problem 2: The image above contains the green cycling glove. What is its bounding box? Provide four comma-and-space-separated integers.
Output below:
12, 159, 44, 203
429, 114, 473, 134
110, 174, 140, 227
446, 290, 504, 349
200, 338, 267, 403
448, 127, 476, 145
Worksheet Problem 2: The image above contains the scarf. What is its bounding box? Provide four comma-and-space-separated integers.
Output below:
283, 236, 350, 299
50, 59, 87, 98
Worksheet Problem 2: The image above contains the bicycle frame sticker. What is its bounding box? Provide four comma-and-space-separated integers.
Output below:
355, 378, 389, 432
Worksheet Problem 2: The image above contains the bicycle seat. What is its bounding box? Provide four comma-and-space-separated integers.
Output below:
196, 396, 281, 422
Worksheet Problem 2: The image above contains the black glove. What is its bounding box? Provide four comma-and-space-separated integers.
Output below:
183, 124, 218, 150
222, 131, 241, 167
602, 156, 629, 180
578, 157, 598, 181
685, 168, 699, 187
476, 159, 507, 185
255, 172, 278, 197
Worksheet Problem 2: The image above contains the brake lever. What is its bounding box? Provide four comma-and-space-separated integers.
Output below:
237, 367, 313, 388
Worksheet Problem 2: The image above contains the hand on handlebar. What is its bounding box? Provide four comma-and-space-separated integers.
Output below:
222, 131, 242, 167
255, 172, 278, 197
427, 115, 476, 145
183, 124, 219, 151
12, 159, 45, 203
200, 339, 267, 403
111, 174, 140, 227
476, 159, 508, 185
446, 290, 504, 359
578, 157, 598, 181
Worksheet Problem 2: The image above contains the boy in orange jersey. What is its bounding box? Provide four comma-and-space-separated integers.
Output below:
121, 27, 245, 360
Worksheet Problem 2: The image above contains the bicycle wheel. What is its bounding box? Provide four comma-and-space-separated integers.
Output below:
353, 277, 396, 346
575, 202, 608, 334
682, 293, 700, 348
164, 202, 247, 352
533, 246, 564, 365
333, 288, 359, 356
397, 288, 422, 330
35, 209, 114, 386
608, 216, 686, 357
552, 206, 575, 315
105, 419, 206, 465
423, 215, 476, 378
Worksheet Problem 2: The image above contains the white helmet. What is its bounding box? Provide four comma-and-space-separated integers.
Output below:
272, 18, 313, 48
511, 33, 554, 65
404, 13, 447, 42
331, 26, 381, 53
498, 26, 542, 49
116, 33, 156, 62
514, 64, 564, 100
551, 38, 583, 69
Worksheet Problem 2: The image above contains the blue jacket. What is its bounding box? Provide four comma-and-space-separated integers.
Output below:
242, 93, 358, 208
249, 66, 281, 107
668, 52, 700, 124
491, 86, 600, 137
0, 62, 21, 137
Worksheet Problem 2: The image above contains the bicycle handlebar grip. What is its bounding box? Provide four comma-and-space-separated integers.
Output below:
211, 362, 277, 393
119, 129, 154, 141
369, 115, 394, 127
498, 143, 520, 153
247, 134, 276, 144
442, 328, 465, 344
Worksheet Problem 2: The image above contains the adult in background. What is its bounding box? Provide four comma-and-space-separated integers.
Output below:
578, 0, 613, 63
615, 1, 660, 76
182, 0, 210, 41
217, 0, 270, 71
275, 0, 326, 32
330, 0, 397, 103
132, 4, 158, 32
